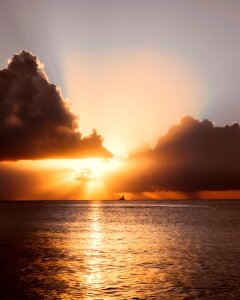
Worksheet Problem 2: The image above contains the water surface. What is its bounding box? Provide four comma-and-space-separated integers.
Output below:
0, 200, 240, 299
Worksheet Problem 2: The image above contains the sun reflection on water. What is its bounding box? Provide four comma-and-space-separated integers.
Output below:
84, 202, 103, 294
1, 202, 239, 299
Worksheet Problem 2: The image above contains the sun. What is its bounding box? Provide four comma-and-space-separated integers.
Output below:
66, 158, 122, 199
36, 157, 122, 182
71, 158, 122, 181
1, 158, 122, 199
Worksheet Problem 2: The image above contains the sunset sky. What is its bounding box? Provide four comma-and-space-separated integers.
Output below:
1, 0, 240, 199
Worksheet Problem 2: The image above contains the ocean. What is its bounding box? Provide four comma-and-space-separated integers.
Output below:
0, 200, 240, 299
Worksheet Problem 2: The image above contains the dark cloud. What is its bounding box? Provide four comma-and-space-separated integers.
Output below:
0, 50, 111, 160
106, 116, 240, 192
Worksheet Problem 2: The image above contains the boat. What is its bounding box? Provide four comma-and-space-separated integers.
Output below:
119, 195, 125, 200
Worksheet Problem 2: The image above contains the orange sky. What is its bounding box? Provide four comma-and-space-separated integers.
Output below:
63, 50, 207, 155
1, 1, 240, 200
2, 156, 240, 200
0, 51, 240, 200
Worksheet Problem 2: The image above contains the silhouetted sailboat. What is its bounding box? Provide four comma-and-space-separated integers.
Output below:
119, 195, 125, 200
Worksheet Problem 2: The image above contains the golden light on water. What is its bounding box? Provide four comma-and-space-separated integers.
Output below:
84, 202, 103, 289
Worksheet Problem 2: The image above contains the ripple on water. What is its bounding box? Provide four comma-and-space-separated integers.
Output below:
0, 200, 240, 299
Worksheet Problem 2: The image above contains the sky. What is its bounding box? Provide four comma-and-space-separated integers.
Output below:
1, 0, 240, 199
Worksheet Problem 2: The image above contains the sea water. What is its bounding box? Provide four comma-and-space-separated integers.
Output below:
0, 200, 240, 299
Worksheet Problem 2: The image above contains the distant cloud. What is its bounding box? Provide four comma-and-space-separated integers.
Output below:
106, 116, 240, 192
75, 168, 94, 182
0, 50, 111, 160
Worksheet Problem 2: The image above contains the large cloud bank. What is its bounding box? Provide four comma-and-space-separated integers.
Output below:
0, 50, 111, 160
107, 116, 240, 192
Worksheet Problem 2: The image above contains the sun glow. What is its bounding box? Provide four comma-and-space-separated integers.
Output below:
37, 158, 122, 180
63, 50, 207, 155
4, 158, 122, 177
1, 158, 122, 200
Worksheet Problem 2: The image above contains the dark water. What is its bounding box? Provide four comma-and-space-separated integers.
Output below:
0, 200, 240, 299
